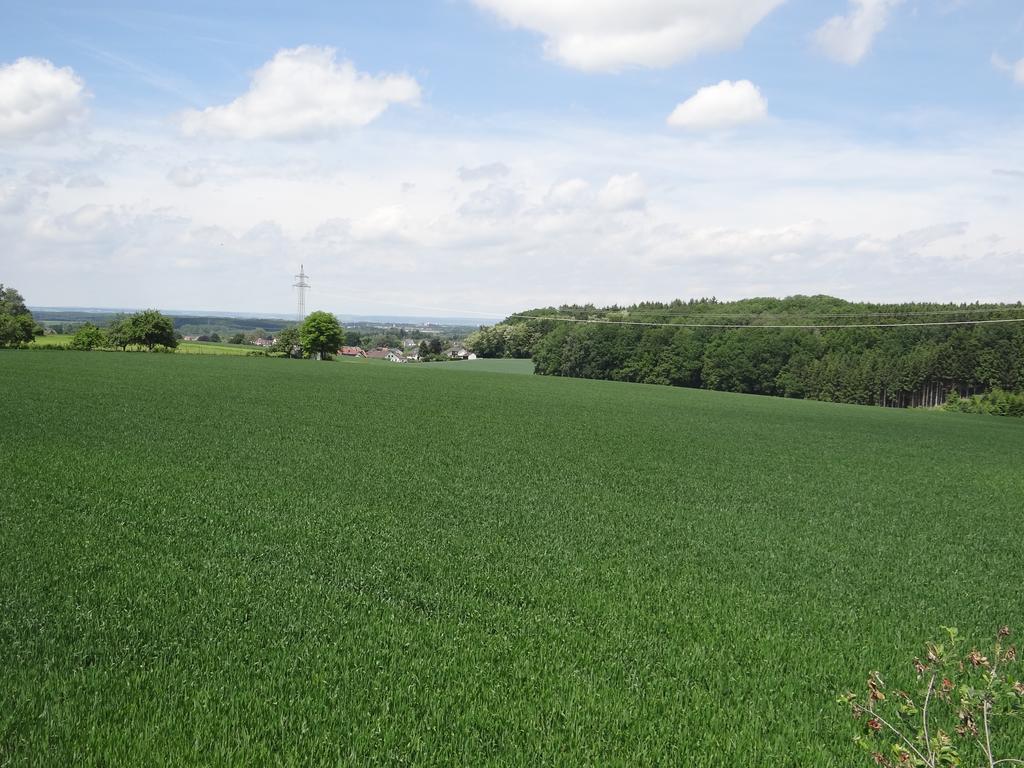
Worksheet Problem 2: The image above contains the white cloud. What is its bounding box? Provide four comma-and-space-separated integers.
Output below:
0, 178, 42, 215
180, 46, 421, 140
458, 162, 510, 182
349, 206, 412, 242
5, 113, 1024, 314
598, 173, 646, 212
470, 0, 784, 72
66, 173, 105, 188
0, 58, 87, 140
814, 0, 902, 65
167, 165, 204, 187
544, 178, 590, 210
27, 168, 64, 186
667, 80, 768, 130
459, 183, 522, 218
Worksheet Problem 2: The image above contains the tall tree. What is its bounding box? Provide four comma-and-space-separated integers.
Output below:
106, 316, 133, 351
130, 310, 178, 351
271, 327, 301, 357
299, 311, 344, 360
0, 284, 39, 347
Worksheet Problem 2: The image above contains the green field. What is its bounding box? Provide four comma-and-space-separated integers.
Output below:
422, 358, 534, 374
26, 334, 73, 347
2, 352, 1022, 765
29, 337, 256, 355
175, 341, 255, 356
28, 335, 256, 356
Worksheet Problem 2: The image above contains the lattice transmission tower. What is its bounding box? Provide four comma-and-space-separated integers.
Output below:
293, 265, 310, 321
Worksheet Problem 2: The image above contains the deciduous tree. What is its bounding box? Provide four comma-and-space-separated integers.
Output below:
299, 311, 343, 360
0, 284, 39, 347
130, 310, 177, 351
271, 326, 302, 357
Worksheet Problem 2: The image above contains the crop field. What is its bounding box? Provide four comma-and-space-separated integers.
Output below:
175, 341, 255, 356
28, 337, 254, 355
26, 334, 73, 347
2, 351, 1023, 766
422, 358, 534, 375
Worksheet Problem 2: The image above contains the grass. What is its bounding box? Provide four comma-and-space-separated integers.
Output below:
175, 341, 255, 356
29, 336, 255, 355
1, 352, 1022, 766
27, 334, 73, 347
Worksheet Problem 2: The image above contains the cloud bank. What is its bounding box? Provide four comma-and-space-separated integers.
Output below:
5, 115, 1021, 316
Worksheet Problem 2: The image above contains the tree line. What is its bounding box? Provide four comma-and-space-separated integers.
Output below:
466, 296, 1024, 412
1, 284, 349, 360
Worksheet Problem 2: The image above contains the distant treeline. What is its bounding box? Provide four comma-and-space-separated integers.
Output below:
33, 310, 294, 336
33, 310, 475, 346
465, 296, 1024, 410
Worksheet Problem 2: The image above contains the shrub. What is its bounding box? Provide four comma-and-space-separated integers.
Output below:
944, 390, 1024, 418
70, 323, 106, 350
839, 627, 1023, 767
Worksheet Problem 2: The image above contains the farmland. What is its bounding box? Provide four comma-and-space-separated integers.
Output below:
25, 333, 72, 347
2, 351, 1023, 765
422, 357, 534, 375
175, 340, 255, 356
28, 336, 257, 355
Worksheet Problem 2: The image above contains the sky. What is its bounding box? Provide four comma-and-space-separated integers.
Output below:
1, 0, 1023, 318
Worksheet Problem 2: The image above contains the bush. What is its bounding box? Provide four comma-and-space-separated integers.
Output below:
28, 343, 71, 350
944, 389, 1024, 418
70, 323, 106, 350
839, 627, 1022, 767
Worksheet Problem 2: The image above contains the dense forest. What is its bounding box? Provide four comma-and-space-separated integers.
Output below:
465, 296, 1024, 409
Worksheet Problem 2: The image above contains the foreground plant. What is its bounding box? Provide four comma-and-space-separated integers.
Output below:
839, 627, 1024, 767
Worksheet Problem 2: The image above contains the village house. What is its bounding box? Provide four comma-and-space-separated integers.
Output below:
339, 346, 365, 357
364, 347, 410, 363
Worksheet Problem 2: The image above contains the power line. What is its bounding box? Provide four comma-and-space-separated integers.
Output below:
278, 281, 1024, 328
544, 306, 1024, 320
505, 314, 1024, 330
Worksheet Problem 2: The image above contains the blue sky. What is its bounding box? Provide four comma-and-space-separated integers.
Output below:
1, 1, 1023, 315
8, 1, 1022, 127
